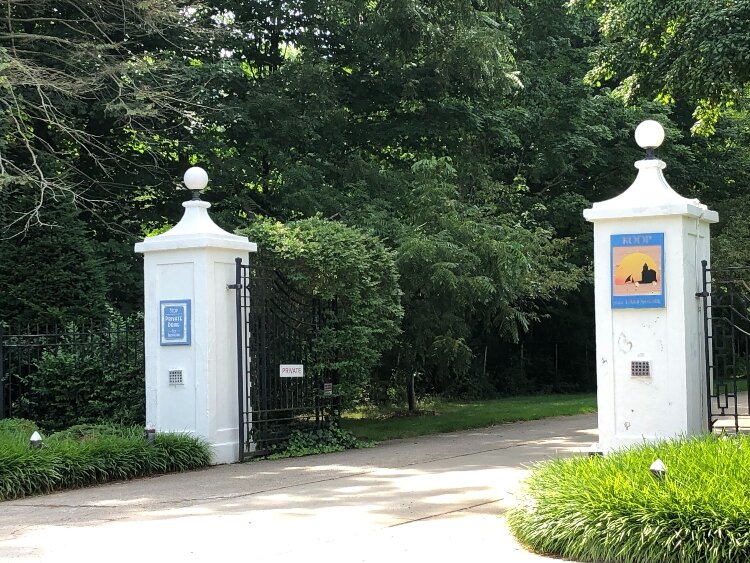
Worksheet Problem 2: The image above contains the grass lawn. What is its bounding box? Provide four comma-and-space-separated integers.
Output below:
340, 393, 596, 442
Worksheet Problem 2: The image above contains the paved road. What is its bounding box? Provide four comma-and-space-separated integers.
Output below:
0, 414, 597, 562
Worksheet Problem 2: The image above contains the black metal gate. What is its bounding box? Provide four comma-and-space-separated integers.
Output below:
699, 260, 750, 433
233, 257, 336, 460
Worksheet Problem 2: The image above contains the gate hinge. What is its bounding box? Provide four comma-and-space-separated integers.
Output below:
227, 283, 242, 290
695, 291, 709, 298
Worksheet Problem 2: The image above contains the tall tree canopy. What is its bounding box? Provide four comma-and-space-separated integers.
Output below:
172, 0, 591, 394
0, 0, 196, 232
574, 0, 750, 133
2, 0, 749, 399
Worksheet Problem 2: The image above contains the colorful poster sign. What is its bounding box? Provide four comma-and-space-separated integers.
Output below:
611, 233, 665, 309
160, 300, 191, 346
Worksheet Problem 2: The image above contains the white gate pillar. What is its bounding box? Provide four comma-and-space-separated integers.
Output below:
135, 167, 256, 464
584, 121, 719, 453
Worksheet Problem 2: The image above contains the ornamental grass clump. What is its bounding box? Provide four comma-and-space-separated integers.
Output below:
508, 434, 750, 563
0, 420, 211, 501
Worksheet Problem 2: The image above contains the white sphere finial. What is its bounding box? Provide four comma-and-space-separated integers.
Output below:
635, 120, 665, 150
183, 166, 208, 192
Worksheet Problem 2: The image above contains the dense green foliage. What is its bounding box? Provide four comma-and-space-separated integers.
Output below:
260, 423, 373, 460
574, 0, 750, 134
0, 0, 193, 227
13, 316, 145, 432
509, 435, 750, 563
0, 420, 211, 500
0, 200, 109, 326
241, 217, 403, 403
2, 0, 749, 403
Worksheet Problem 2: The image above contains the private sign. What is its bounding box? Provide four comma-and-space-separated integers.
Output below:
279, 364, 304, 378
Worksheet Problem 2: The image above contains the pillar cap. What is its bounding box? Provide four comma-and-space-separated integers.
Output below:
135, 169, 257, 254
584, 122, 718, 223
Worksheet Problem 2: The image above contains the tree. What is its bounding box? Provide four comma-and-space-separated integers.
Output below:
6, 0, 747, 401
572, 0, 750, 133
390, 158, 583, 397
0, 0, 215, 318
240, 217, 403, 405
180, 0, 587, 398
0, 0, 197, 233
0, 194, 108, 326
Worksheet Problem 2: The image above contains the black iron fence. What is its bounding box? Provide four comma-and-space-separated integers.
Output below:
699, 262, 750, 433
0, 320, 144, 425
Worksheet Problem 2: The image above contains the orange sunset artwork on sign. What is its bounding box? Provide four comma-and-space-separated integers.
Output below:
611, 233, 665, 308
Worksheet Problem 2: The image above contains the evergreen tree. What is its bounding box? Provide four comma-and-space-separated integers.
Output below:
0, 194, 108, 326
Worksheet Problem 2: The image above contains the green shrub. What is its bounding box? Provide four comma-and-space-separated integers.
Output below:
239, 217, 403, 406
508, 434, 750, 563
261, 423, 373, 460
0, 424, 210, 501
16, 314, 145, 432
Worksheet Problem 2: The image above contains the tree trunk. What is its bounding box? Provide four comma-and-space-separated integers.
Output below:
407, 373, 416, 412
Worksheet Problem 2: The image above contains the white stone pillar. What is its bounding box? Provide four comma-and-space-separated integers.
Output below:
135, 168, 256, 464
583, 121, 719, 453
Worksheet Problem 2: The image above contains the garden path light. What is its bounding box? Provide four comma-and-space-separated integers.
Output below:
649, 458, 666, 480
29, 431, 43, 449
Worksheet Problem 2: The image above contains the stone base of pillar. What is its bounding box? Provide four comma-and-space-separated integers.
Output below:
211, 441, 240, 465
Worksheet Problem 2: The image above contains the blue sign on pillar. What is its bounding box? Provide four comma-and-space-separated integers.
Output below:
160, 300, 191, 346
611, 233, 665, 309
